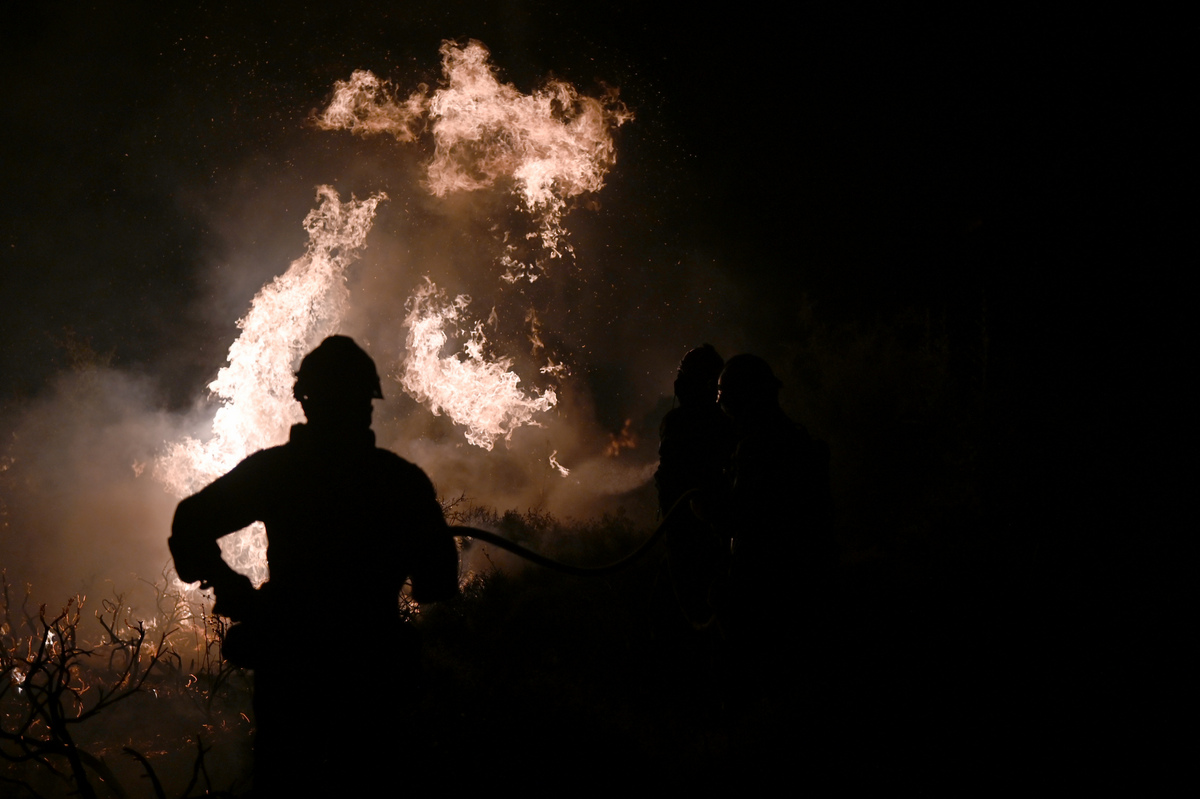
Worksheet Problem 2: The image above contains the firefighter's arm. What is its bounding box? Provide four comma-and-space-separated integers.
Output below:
411, 518, 460, 604
407, 477, 460, 604
169, 459, 265, 619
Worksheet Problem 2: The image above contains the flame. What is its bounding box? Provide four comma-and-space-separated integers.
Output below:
424, 40, 632, 277
320, 40, 631, 282
549, 450, 570, 477
318, 39, 630, 450
539, 359, 566, 376
155, 186, 385, 586
399, 279, 556, 451
314, 70, 427, 142
604, 419, 638, 457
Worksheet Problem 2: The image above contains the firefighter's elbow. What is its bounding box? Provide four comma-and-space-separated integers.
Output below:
412, 574, 458, 604
169, 497, 212, 584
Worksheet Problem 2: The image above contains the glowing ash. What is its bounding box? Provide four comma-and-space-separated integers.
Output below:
155, 186, 385, 586
400, 279, 556, 451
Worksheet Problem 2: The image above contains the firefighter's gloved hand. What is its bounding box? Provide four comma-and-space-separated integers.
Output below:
210, 572, 257, 622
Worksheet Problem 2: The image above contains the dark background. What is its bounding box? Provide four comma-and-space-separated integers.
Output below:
0, 5, 1165, 387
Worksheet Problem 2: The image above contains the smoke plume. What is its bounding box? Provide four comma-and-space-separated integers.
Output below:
1, 37, 668, 609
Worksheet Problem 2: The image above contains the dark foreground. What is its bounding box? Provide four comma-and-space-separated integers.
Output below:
2, 507, 1180, 796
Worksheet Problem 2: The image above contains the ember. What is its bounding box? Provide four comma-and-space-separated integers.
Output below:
605, 419, 638, 457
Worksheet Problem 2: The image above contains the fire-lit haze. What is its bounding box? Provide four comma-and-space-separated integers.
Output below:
154, 187, 386, 586
0, 7, 1152, 789
136, 40, 636, 589
1, 4, 1128, 637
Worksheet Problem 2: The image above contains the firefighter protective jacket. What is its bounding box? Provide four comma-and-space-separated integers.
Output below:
170, 422, 459, 628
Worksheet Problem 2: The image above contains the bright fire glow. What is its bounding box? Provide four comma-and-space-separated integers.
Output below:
314, 70, 427, 143
155, 186, 385, 586
400, 279, 556, 451
424, 40, 631, 276
320, 40, 631, 281
318, 39, 630, 449
151, 41, 633, 607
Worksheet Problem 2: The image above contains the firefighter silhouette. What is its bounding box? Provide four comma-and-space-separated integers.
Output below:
717, 354, 834, 640
170, 335, 459, 792
655, 344, 735, 515
655, 345, 736, 627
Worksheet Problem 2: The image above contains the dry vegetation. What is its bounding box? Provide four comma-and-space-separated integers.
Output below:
1, 573, 252, 798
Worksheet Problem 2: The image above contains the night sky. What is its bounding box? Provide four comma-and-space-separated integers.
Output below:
0, 6, 1153, 385
1, 4, 1172, 592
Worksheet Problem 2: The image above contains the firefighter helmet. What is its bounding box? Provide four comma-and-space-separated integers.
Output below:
678, 344, 724, 382
292, 335, 384, 403
718, 353, 782, 411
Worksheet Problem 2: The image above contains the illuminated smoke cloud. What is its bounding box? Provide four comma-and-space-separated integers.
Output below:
399, 279, 556, 451
154, 186, 385, 586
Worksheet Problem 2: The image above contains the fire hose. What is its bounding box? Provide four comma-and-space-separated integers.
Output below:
450, 524, 665, 576
448, 489, 699, 576
213, 492, 707, 667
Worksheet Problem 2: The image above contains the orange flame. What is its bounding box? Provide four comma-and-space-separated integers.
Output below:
155, 186, 385, 587
604, 419, 638, 457
425, 40, 631, 276
314, 70, 427, 142
317, 40, 630, 449
549, 450, 570, 477
399, 279, 556, 451
320, 40, 631, 282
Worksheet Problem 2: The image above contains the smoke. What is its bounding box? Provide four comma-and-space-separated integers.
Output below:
307, 38, 655, 522
0, 367, 186, 613
0, 38, 668, 606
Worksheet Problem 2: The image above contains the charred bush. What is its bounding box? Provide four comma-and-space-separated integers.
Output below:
1, 572, 252, 798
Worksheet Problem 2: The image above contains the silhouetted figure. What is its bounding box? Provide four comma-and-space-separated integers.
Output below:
170, 336, 458, 794
655, 345, 736, 627
717, 354, 834, 642
655, 344, 736, 515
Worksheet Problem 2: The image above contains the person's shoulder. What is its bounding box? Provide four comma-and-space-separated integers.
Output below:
663, 403, 729, 433
372, 447, 435, 483
227, 442, 291, 474
371, 446, 417, 466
